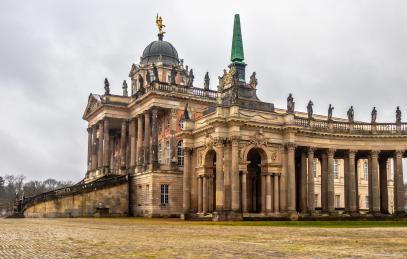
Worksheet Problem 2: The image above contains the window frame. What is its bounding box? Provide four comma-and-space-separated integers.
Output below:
160, 184, 169, 206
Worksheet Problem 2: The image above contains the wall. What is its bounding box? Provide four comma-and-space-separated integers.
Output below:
24, 183, 128, 218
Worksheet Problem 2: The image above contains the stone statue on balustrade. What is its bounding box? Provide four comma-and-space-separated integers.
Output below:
328, 104, 334, 121
287, 93, 295, 113
396, 106, 402, 124
138, 74, 145, 94
152, 63, 159, 82
204, 72, 210, 90
347, 106, 354, 123
170, 66, 177, 85
371, 107, 377, 124
307, 100, 314, 120
104, 78, 110, 95
122, 80, 128, 97
187, 69, 194, 87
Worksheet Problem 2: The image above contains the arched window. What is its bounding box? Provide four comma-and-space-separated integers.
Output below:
177, 140, 184, 166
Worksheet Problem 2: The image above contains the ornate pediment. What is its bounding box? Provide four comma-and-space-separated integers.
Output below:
82, 94, 102, 120
249, 130, 268, 146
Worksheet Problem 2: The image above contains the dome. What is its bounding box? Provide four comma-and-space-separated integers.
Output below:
141, 36, 179, 65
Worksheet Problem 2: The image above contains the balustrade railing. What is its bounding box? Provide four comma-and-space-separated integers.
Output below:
134, 82, 218, 100
294, 117, 407, 135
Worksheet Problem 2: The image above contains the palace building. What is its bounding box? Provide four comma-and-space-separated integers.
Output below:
21, 14, 405, 219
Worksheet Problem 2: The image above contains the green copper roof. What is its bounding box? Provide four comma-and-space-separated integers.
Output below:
231, 14, 244, 62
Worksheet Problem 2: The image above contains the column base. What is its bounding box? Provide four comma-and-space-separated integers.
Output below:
212, 210, 243, 221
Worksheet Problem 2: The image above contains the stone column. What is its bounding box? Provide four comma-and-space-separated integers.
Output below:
97, 121, 104, 168
151, 108, 159, 169
241, 171, 248, 213
348, 150, 357, 212
198, 176, 203, 213
129, 119, 136, 168
261, 175, 266, 213
137, 116, 143, 167
266, 174, 272, 213
103, 118, 110, 168
208, 175, 214, 212
370, 150, 380, 213
91, 125, 98, 170
379, 157, 389, 214
273, 175, 279, 212
203, 176, 208, 213
224, 143, 231, 210
182, 147, 192, 214
87, 127, 92, 171
286, 143, 296, 212
344, 154, 350, 212
394, 150, 405, 213
321, 153, 328, 212
231, 137, 240, 211
279, 147, 287, 212
307, 147, 315, 213
120, 120, 127, 169
168, 109, 176, 164
300, 150, 307, 213
215, 140, 225, 211
144, 112, 151, 166
327, 149, 335, 213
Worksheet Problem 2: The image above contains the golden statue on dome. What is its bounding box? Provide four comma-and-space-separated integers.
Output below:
156, 14, 166, 35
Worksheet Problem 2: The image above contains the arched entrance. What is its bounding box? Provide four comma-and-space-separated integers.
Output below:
199, 149, 216, 213
246, 148, 265, 213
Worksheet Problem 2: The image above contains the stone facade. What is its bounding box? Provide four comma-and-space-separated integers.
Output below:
21, 14, 406, 220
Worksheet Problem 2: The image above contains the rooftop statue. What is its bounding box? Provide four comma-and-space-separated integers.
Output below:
138, 74, 144, 90
104, 78, 110, 95
152, 63, 159, 82
287, 93, 295, 113
328, 104, 334, 121
396, 106, 402, 124
122, 80, 128, 97
347, 106, 354, 122
204, 72, 210, 90
146, 70, 151, 85
156, 14, 166, 35
371, 107, 377, 124
307, 100, 313, 120
187, 69, 194, 87
170, 66, 177, 85
249, 72, 257, 89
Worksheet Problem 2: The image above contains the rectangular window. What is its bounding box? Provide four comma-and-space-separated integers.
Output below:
333, 160, 339, 179
160, 184, 169, 205
166, 141, 171, 164
335, 195, 340, 208
363, 161, 368, 180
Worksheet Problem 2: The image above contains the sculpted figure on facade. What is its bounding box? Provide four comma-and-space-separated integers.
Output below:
187, 69, 194, 87
287, 93, 294, 113
328, 104, 334, 121
307, 100, 314, 120
122, 80, 128, 97
249, 72, 257, 89
396, 106, 402, 124
170, 65, 177, 85
371, 107, 377, 124
104, 78, 110, 95
347, 106, 354, 122
204, 72, 210, 90
152, 63, 159, 82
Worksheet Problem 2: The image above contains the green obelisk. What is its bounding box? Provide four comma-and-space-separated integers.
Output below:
230, 14, 246, 81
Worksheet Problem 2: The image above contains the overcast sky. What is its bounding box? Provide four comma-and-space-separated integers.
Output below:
1, 0, 407, 182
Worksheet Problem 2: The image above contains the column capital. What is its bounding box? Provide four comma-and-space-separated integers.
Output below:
370, 150, 380, 156
230, 136, 240, 146
87, 127, 93, 133
395, 149, 404, 157
285, 142, 296, 151
214, 137, 225, 147
307, 146, 316, 155
327, 148, 336, 156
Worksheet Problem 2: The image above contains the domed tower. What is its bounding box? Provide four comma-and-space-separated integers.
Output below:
129, 15, 193, 96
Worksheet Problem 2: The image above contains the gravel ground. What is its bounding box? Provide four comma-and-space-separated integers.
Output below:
1, 218, 407, 258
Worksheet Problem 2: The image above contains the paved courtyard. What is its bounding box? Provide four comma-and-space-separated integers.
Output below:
1, 218, 407, 258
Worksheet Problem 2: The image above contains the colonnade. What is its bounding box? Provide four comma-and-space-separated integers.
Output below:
86, 107, 178, 175
294, 146, 406, 215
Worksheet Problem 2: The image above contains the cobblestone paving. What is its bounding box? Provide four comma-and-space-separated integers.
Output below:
1, 218, 407, 258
